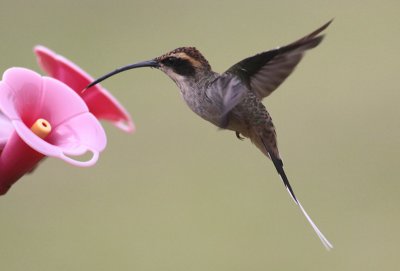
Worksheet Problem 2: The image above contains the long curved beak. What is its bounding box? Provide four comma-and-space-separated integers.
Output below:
85, 59, 159, 89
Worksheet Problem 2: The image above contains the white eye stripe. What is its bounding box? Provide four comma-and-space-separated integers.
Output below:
170, 53, 202, 68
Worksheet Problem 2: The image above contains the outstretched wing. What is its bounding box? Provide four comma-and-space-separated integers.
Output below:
225, 20, 332, 99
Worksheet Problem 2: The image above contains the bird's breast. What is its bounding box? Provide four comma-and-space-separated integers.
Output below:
180, 86, 222, 127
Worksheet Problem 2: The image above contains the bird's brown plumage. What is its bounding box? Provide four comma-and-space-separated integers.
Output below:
86, 20, 334, 249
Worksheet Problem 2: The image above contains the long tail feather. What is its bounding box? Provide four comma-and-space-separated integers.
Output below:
261, 138, 333, 250
296, 198, 333, 250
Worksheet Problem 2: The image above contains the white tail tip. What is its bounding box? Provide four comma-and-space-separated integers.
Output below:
298, 200, 333, 250
286, 188, 333, 250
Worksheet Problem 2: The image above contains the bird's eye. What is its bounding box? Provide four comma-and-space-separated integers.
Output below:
163, 57, 180, 66
163, 57, 176, 66
161, 56, 195, 76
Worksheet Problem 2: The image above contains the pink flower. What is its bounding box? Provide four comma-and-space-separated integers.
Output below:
0, 68, 106, 195
34, 45, 134, 133
0, 112, 13, 151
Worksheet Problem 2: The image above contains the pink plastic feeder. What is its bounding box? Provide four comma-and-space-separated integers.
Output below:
34, 45, 134, 133
0, 68, 107, 195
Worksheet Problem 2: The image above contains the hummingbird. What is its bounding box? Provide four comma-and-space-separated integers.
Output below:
87, 20, 333, 249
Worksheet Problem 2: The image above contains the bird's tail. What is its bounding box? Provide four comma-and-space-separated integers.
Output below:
260, 137, 333, 250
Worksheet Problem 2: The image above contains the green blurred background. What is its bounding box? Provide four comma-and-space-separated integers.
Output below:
1, 0, 399, 270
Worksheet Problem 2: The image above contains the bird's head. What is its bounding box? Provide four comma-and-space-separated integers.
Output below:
156, 47, 211, 83
86, 47, 212, 90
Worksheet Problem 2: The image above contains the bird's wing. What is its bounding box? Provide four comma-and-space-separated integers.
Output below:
224, 20, 332, 100
208, 74, 249, 128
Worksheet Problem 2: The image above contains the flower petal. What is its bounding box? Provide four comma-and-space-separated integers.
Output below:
40, 76, 89, 127
0, 68, 89, 127
34, 45, 135, 132
0, 112, 13, 150
13, 113, 106, 167
1, 68, 43, 124
0, 67, 107, 167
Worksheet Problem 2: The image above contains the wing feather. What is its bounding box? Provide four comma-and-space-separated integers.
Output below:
225, 20, 332, 99
208, 75, 248, 128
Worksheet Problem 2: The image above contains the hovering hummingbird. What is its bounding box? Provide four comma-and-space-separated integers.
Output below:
87, 20, 333, 249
